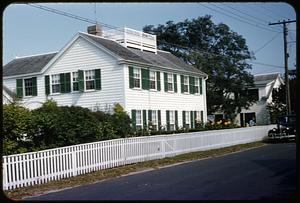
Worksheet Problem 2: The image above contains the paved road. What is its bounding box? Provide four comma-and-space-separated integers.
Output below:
26, 143, 296, 200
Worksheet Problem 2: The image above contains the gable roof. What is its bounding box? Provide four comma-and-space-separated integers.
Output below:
3, 32, 207, 77
254, 73, 280, 84
3, 53, 57, 77
80, 32, 207, 76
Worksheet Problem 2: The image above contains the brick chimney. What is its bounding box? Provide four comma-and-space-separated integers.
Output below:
87, 24, 102, 36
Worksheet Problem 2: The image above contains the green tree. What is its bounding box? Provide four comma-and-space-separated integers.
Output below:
144, 16, 256, 120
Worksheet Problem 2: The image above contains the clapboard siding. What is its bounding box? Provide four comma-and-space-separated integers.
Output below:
124, 65, 207, 128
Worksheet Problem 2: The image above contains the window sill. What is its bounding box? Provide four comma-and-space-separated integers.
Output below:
23, 95, 35, 98
132, 87, 142, 91
149, 89, 158, 92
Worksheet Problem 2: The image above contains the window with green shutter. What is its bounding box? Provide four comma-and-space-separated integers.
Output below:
78, 70, 84, 92
175, 110, 178, 130
32, 77, 37, 96
166, 110, 170, 131
141, 68, 149, 90
173, 74, 177, 92
189, 76, 195, 94
65, 73, 71, 93
131, 110, 136, 130
95, 69, 101, 90
190, 111, 194, 129
60, 73, 66, 93
16, 79, 23, 98
148, 110, 152, 126
200, 78, 203, 95
182, 110, 186, 127
143, 110, 147, 129
164, 72, 168, 92
156, 71, 161, 91
129, 66, 134, 88
45, 75, 50, 95
158, 110, 161, 130
180, 75, 184, 93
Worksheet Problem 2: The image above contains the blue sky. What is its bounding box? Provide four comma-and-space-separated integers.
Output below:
3, 2, 296, 75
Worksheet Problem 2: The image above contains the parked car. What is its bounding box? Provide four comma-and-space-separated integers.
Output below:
268, 114, 296, 141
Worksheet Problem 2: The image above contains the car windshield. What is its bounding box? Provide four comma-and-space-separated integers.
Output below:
278, 116, 296, 125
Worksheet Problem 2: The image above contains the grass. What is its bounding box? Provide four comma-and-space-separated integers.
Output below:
4, 141, 266, 200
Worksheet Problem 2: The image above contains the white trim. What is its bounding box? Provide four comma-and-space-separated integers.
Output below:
15, 51, 58, 59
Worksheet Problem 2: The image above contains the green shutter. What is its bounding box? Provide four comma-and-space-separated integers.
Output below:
182, 111, 186, 127
78, 70, 84, 92
190, 111, 194, 129
45, 75, 50, 95
65, 73, 71, 93
158, 110, 161, 130
60, 73, 65, 93
143, 110, 147, 129
148, 110, 152, 124
175, 110, 178, 130
95, 69, 101, 90
32, 77, 37, 96
164, 72, 168, 92
157, 71, 161, 91
131, 110, 136, 130
141, 68, 149, 90
16, 79, 23, 98
200, 78, 203, 95
201, 111, 204, 122
180, 75, 184, 93
194, 111, 197, 126
189, 76, 194, 94
173, 74, 177, 92
166, 110, 170, 131
129, 66, 134, 88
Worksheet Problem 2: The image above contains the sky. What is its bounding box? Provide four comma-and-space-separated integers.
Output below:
3, 2, 297, 75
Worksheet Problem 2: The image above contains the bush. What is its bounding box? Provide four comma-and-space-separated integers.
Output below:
29, 100, 101, 150
3, 103, 33, 155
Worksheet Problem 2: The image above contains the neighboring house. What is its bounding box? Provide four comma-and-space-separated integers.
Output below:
3, 25, 208, 131
3, 85, 17, 104
236, 73, 284, 126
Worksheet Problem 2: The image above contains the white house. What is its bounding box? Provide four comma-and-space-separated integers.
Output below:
236, 72, 284, 126
3, 25, 208, 131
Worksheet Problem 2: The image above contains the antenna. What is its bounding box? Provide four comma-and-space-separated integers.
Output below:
94, 3, 97, 24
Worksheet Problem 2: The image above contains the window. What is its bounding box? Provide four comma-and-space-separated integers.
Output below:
246, 88, 259, 101
185, 111, 190, 128
195, 111, 201, 123
151, 110, 157, 130
133, 68, 141, 88
183, 76, 189, 93
51, 74, 60, 93
149, 71, 156, 90
136, 110, 142, 130
85, 70, 95, 90
169, 110, 175, 131
167, 74, 173, 91
194, 78, 199, 94
24, 78, 33, 96
72, 72, 79, 91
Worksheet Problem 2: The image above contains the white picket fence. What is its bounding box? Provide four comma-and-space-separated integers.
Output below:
2, 125, 275, 190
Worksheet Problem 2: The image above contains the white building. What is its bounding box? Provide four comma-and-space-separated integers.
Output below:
236, 73, 284, 126
3, 26, 208, 131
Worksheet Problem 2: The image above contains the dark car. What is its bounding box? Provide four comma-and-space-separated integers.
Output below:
268, 114, 296, 141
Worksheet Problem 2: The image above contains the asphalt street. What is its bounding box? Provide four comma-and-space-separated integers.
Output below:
26, 142, 296, 200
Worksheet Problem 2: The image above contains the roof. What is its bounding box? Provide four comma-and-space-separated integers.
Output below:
81, 33, 207, 76
254, 73, 280, 84
3, 32, 207, 77
3, 53, 57, 77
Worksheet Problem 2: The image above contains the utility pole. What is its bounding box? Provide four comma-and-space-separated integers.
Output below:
269, 20, 296, 115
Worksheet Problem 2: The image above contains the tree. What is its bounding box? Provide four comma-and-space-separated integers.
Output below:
143, 16, 256, 120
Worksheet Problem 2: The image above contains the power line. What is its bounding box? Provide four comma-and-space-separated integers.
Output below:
262, 4, 291, 20
199, 3, 281, 33
27, 3, 284, 70
214, 3, 281, 32
254, 32, 281, 54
